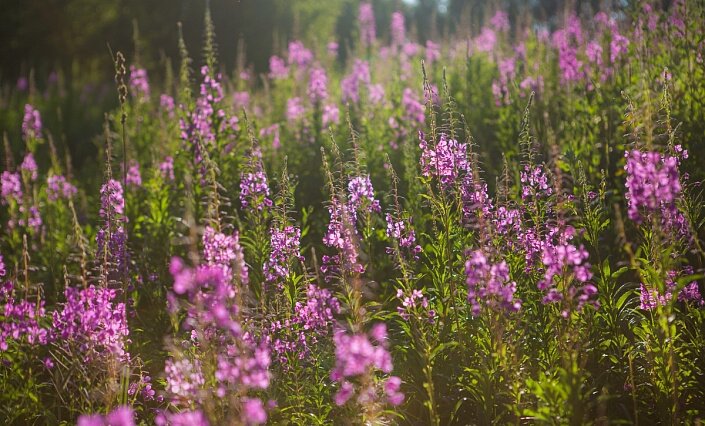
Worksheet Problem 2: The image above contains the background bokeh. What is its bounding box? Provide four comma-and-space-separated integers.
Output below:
1, 0, 633, 174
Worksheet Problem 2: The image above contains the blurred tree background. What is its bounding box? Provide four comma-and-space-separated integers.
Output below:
1, 0, 634, 82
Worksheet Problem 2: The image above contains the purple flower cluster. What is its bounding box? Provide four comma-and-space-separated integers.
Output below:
307, 66, 328, 104
490, 11, 510, 32
492, 206, 522, 235
233, 91, 250, 110
239, 150, 273, 212
584, 13, 629, 82
358, 2, 376, 48
0, 281, 50, 351
294, 285, 340, 332
331, 323, 403, 407
18, 205, 43, 232
610, 34, 630, 66
679, 282, 704, 306
129, 66, 150, 101
160, 94, 175, 117
639, 283, 672, 310
390, 11, 405, 46
267, 284, 340, 362
341, 60, 371, 104
242, 398, 267, 425
594, 12, 630, 64
46, 175, 77, 201
287, 40, 314, 68
538, 226, 598, 315
322, 104, 340, 127
155, 410, 210, 426
202, 227, 238, 267
402, 42, 420, 57
1, 171, 22, 203
21, 153, 38, 181
259, 124, 281, 149
22, 104, 42, 140
402, 88, 425, 124
348, 175, 381, 215
396, 288, 434, 321
96, 223, 127, 273
419, 132, 469, 187
321, 174, 381, 278
322, 200, 364, 277
215, 343, 271, 393
171, 263, 239, 338
263, 226, 304, 284
475, 27, 497, 53
125, 160, 142, 187
624, 149, 684, 227
159, 156, 175, 181
199, 66, 224, 105
77, 406, 135, 426
52, 285, 130, 361
168, 251, 271, 418
385, 213, 421, 259
425, 41, 441, 64
99, 179, 125, 218
170, 260, 226, 298
286, 97, 305, 123
520, 164, 553, 200
128, 373, 157, 402
202, 226, 249, 285
465, 250, 521, 316
97, 179, 127, 273
369, 83, 385, 105
461, 178, 493, 222
519, 76, 544, 98
640, 268, 704, 310
180, 66, 226, 176
492, 56, 516, 106
164, 357, 205, 403
551, 15, 585, 84
268, 56, 289, 79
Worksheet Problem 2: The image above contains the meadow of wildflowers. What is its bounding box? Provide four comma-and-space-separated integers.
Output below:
1, 1, 705, 424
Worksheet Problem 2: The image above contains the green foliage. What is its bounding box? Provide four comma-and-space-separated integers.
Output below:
1, 2, 705, 425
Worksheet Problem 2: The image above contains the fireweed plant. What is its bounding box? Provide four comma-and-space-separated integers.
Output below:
2, 1, 705, 424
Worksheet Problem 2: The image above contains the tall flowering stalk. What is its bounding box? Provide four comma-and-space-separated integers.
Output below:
179, 66, 233, 182
537, 225, 598, 317
164, 224, 269, 424
322, 198, 364, 278
22, 104, 42, 142
307, 66, 328, 105
390, 11, 405, 48
622, 143, 697, 422
263, 226, 303, 286
239, 147, 273, 213
97, 179, 127, 280
383, 156, 440, 424
129, 66, 150, 102
358, 2, 376, 50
